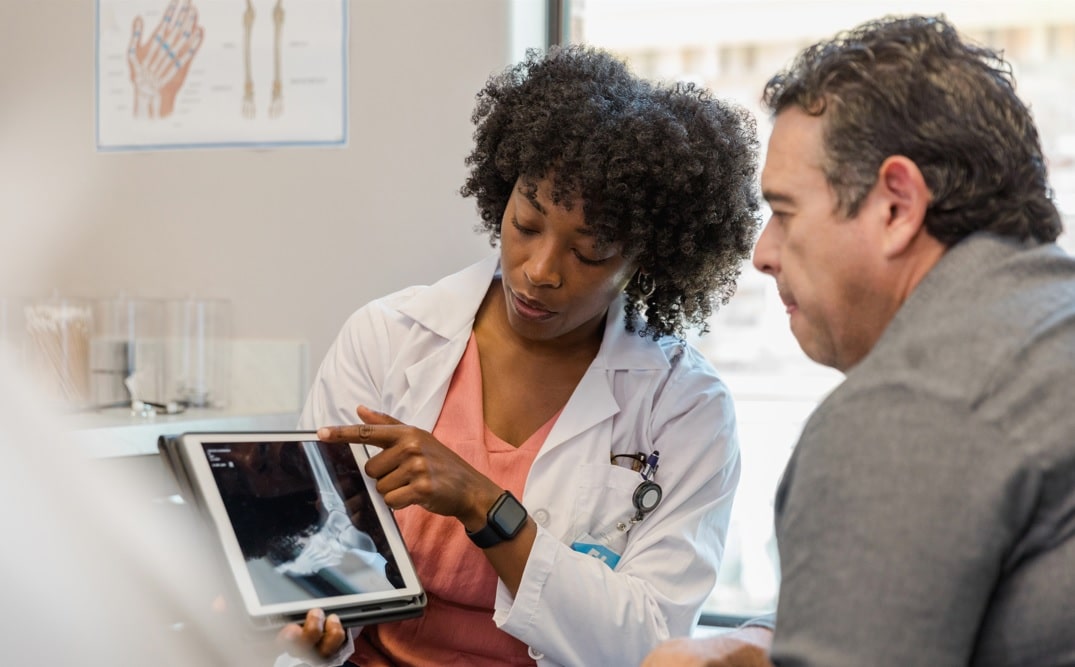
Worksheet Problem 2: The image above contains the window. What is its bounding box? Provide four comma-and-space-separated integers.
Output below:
564, 0, 1075, 623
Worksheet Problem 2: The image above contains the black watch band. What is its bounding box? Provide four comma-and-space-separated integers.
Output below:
466, 490, 528, 549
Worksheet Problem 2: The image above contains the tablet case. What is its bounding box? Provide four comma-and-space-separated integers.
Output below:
158, 432, 427, 629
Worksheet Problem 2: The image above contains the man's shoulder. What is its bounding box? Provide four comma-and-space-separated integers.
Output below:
852, 239, 1075, 411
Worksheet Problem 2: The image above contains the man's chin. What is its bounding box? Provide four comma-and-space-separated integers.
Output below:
790, 322, 828, 366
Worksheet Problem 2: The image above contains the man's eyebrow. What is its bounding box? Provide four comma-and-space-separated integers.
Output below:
762, 190, 795, 206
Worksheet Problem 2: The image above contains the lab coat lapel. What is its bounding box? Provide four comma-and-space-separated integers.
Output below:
400, 339, 469, 431
394, 255, 498, 430
537, 295, 670, 456
540, 366, 620, 453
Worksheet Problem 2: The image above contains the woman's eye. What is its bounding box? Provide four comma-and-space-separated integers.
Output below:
573, 249, 608, 266
511, 218, 537, 235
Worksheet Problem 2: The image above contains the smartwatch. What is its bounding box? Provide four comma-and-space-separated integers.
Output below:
466, 490, 528, 549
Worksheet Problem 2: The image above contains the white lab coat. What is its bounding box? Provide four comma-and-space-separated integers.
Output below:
300, 255, 740, 666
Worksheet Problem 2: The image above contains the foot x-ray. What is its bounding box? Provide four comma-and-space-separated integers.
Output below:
208, 439, 403, 605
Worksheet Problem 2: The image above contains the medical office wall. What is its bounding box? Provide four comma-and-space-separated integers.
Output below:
0, 0, 548, 371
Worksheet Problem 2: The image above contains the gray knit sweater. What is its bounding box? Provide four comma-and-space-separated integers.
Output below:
770, 233, 1075, 666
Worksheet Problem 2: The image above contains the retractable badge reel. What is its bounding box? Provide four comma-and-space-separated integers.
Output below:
571, 450, 663, 569
631, 450, 662, 523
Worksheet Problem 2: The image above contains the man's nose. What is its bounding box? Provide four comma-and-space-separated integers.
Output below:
752, 221, 779, 276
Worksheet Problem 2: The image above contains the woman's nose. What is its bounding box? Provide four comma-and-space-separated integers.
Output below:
524, 243, 563, 288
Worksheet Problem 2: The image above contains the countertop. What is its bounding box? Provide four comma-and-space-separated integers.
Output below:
64, 407, 301, 458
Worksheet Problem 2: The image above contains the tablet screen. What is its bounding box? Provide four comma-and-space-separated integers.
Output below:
175, 434, 423, 622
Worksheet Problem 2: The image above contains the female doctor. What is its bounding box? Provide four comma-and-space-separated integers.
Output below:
280, 44, 761, 666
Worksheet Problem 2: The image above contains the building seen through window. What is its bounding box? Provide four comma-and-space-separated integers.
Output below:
566, 0, 1075, 620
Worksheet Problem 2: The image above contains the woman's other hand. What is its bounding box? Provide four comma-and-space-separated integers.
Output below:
276, 608, 347, 659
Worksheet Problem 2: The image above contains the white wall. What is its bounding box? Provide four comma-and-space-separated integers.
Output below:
0, 0, 543, 373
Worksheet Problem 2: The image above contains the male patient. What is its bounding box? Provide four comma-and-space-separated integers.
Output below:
645, 14, 1075, 667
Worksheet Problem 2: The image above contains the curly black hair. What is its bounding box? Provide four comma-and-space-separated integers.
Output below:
763, 14, 1061, 246
461, 44, 761, 339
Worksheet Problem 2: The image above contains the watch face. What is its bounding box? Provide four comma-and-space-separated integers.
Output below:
492, 493, 528, 538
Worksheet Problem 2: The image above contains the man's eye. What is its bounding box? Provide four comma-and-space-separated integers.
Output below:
769, 211, 790, 226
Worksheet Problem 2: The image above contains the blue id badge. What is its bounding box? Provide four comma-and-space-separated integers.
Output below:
571, 531, 623, 569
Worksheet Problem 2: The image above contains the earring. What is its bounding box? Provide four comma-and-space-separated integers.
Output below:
635, 271, 656, 299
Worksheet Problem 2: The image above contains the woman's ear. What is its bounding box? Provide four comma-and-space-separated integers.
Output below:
876, 155, 930, 259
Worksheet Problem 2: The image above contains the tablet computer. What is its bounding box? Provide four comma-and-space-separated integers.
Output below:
158, 431, 426, 629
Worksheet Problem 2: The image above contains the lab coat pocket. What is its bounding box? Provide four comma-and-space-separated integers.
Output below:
568, 463, 643, 561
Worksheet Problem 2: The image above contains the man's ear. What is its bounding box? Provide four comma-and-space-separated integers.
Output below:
876, 155, 930, 259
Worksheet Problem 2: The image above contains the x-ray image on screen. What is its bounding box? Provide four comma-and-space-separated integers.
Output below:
204, 440, 404, 605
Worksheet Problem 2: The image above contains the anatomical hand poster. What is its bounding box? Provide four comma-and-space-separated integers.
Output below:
95, 0, 347, 151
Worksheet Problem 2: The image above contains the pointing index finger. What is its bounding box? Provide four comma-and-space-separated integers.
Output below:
317, 424, 397, 447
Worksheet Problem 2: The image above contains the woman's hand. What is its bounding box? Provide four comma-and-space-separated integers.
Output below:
276, 608, 347, 660
317, 406, 503, 532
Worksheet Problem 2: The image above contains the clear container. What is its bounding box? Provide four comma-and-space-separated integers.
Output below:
91, 296, 166, 409
0, 297, 25, 370
166, 298, 231, 408
23, 295, 94, 410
